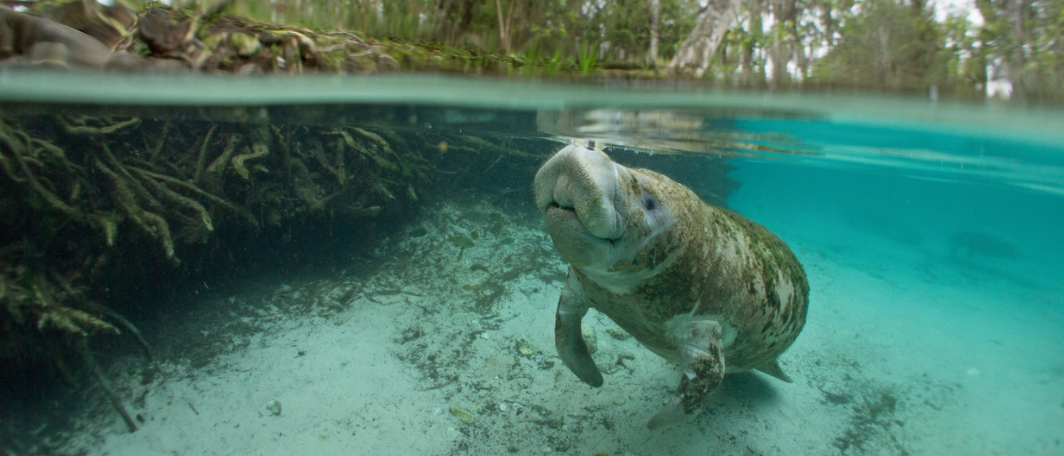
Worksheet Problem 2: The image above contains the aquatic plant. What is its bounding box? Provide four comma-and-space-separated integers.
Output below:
577, 41, 599, 77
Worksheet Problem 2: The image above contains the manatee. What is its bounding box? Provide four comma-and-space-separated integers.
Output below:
533, 145, 809, 430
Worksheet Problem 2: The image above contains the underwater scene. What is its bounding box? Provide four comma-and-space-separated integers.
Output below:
1, 73, 1062, 456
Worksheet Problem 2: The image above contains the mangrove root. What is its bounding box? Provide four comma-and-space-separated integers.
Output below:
201, 133, 240, 194
75, 336, 138, 433
95, 158, 176, 261
62, 117, 141, 136
83, 300, 155, 364
192, 124, 218, 183
231, 142, 269, 180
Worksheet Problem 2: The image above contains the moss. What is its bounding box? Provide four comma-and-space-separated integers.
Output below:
229, 32, 261, 56
318, 49, 348, 72
201, 32, 228, 50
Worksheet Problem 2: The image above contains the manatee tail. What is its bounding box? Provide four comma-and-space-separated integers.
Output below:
755, 359, 792, 383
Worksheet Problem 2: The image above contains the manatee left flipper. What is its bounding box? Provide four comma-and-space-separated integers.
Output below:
555, 268, 603, 387
647, 319, 725, 430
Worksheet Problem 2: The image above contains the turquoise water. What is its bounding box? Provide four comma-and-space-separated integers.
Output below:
714, 119, 1063, 454
1, 73, 1062, 454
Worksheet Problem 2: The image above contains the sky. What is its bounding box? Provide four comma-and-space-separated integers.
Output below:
933, 0, 985, 25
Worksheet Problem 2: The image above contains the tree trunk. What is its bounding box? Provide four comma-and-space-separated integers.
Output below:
821, 0, 834, 48
769, 0, 785, 87
1008, 0, 1030, 100
788, 0, 806, 79
769, 0, 797, 88
741, 0, 761, 83
492, 0, 517, 54
648, 0, 660, 66
669, 0, 743, 76
458, 0, 477, 36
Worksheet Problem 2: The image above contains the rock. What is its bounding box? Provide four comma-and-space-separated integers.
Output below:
546, 412, 564, 429
448, 403, 475, 424
231, 32, 261, 57
446, 235, 475, 248
517, 339, 539, 356
265, 400, 282, 415
581, 324, 597, 353
0, 5, 117, 68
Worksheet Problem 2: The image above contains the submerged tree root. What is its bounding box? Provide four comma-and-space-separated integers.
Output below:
76, 337, 138, 433
95, 158, 177, 261
84, 301, 155, 364
2, 252, 154, 434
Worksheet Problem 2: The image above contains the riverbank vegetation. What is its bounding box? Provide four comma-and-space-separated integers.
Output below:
218, 0, 1062, 101
4, 0, 1059, 101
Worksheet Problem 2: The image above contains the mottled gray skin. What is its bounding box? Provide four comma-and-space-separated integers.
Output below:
534, 145, 809, 430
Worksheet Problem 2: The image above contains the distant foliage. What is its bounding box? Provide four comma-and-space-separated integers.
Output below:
975, 0, 1064, 100
218, 0, 1063, 101
809, 0, 944, 91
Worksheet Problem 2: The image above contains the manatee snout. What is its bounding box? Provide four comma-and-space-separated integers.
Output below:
533, 145, 627, 241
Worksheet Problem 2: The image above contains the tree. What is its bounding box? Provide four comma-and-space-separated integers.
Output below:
649, 0, 661, 65
220, 0, 1062, 100
977, 0, 1064, 101
669, 0, 744, 75
809, 0, 944, 91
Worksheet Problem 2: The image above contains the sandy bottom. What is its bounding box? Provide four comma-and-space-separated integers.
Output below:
49, 193, 1064, 456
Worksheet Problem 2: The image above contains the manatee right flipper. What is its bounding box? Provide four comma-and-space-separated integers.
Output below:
555, 268, 603, 387
646, 319, 725, 430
